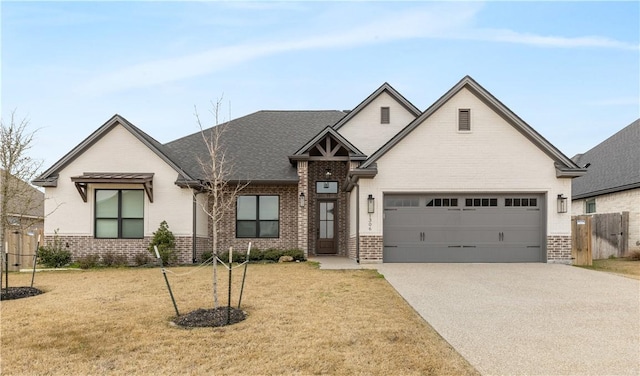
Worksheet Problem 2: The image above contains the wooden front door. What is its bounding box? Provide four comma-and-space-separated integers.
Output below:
317, 200, 337, 254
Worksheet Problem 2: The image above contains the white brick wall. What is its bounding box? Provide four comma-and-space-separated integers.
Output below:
357, 87, 572, 242
43, 124, 198, 238
572, 188, 640, 252
337, 91, 417, 156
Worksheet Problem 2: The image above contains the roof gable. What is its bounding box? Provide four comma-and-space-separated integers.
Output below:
572, 119, 640, 199
360, 76, 586, 177
332, 82, 421, 130
33, 114, 191, 187
289, 126, 366, 162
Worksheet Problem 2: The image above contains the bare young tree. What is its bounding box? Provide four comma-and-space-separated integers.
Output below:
1, 111, 43, 290
194, 98, 247, 308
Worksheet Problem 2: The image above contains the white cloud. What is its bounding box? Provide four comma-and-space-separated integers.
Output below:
74, 2, 638, 97
467, 28, 640, 50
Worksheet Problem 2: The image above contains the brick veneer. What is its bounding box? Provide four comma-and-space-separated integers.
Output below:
546, 235, 572, 264
215, 184, 299, 253
43, 235, 201, 265
348, 235, 357, 260
359, 235, 383, 263
307, 160, 349, 256
297, 161, 309, 255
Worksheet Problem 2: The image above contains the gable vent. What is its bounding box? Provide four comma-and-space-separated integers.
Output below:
381, 107, 390, 124
458, 109, 471, 131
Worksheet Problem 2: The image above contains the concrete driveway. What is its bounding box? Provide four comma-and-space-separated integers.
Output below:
373, 263, 640, 376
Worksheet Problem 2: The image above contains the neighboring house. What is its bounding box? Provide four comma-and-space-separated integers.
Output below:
571, 119, 640, 253
1, 169, 45, 270
33, 76, 586, 264
1, 168, 45, 230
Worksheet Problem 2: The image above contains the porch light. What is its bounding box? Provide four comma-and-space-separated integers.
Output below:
367, 194, 375, 214
299, 192, 305, 208
325, 169, 332, 178
557, 194, 567, 213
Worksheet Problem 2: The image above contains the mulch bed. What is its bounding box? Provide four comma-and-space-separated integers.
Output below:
1, 286, 44, 301
173, 307, 246, 328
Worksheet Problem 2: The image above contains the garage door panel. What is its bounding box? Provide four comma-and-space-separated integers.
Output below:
384, 245, 543, 263
383, 194, 544, 263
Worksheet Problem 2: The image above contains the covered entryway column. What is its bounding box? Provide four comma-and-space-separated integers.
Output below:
307, 160, 348, 256
289, 127, 367, 258
297, 161, 309, 256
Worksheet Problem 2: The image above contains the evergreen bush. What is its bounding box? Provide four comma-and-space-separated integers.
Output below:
37, 230, 72, 268
148, 220, 178, 266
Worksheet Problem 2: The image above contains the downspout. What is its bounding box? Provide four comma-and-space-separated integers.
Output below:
355, 182, 360, 264
192, 192, 197, 264
192, 189, 204, 264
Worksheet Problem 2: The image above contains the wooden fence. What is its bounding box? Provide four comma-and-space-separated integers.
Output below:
572, 212, 629, 265
2, 228, 43, 272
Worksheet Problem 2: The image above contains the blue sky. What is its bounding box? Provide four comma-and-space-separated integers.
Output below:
2, 1, 638, 169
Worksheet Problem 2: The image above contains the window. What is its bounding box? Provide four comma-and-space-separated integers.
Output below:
586, 198, 596, 214
458, 109, 471, 131
236, 195, 279, 238
426, 198, 458, 207
95, 189, 144, 239
316, 181, 338, 194
384, 197, 419, 207
505, 198, 538, 207
465, 198, 497, 207
381, 107, 390, 124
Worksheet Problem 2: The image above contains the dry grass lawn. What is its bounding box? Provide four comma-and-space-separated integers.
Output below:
578, 257, 640, 280
1, 262, 478, 375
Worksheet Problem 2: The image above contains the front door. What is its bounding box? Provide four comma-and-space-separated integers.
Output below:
317, 200, 337, 254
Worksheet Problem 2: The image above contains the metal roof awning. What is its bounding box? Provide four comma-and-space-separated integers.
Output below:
70, 172, 154, 202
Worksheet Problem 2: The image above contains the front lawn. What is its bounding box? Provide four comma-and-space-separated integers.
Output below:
577, 257, 640, 280
1, 263, 478, 375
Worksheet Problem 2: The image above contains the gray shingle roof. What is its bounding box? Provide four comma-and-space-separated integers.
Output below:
572, 119, 640, 199
164, 110, 347, 183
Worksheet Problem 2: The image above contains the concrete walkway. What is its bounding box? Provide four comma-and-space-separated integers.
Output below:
308, 256, 363, 269
374, 263, 640, 376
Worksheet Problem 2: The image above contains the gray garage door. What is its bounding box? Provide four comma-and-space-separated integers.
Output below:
383, 194, 545, 262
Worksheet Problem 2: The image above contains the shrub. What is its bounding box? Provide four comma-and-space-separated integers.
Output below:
248, 248, 263, 262
282, 248, 306, 261
213, 248, 304, 263
38, 231, 72, 268
102, 252, 129, 267
157, 248, 178, 266
77, 254, 101, 269
200, 250, 213, 263
262, 248, 282, 262
216, 250, 247, 263
148, 220, 177, 266
134, 253, 153, 267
